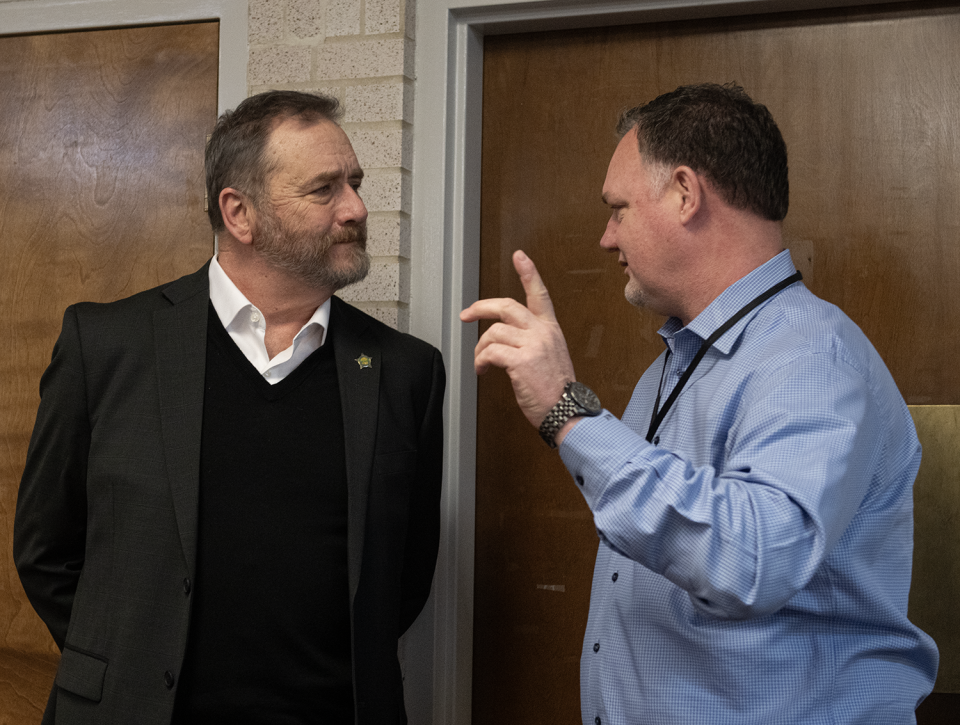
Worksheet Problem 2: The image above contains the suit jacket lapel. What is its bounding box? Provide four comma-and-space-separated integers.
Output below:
154, 265, 210, 577
330, 297, 380, 603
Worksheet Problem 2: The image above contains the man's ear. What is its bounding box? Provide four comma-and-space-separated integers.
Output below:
671, 166, 702, 225
220, 188, 256, 245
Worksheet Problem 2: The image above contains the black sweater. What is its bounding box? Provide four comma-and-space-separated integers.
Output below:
173, 308, 353, 724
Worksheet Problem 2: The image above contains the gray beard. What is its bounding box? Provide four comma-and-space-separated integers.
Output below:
253, 209, 371, 293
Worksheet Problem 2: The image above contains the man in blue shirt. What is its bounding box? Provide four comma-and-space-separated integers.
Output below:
461, 83, 938, 724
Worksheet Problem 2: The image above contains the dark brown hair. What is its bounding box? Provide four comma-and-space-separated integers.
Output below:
617, 83, 788, 221
205, 90, 343, 231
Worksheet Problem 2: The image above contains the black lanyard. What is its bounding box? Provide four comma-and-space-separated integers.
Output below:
645, 270, 803, 443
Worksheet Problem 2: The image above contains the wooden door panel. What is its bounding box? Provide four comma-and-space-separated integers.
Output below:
476, 3, 960, 723
0, 21, 218, 719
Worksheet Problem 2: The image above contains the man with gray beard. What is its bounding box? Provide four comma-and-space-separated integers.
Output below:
15, 91, 445, 725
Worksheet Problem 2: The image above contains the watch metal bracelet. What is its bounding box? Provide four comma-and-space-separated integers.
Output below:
538, 381, 602, 448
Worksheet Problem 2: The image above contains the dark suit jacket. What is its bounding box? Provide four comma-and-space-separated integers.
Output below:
14, 264, 445, 725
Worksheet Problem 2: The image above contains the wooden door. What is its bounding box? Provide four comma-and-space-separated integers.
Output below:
475, 2, 960, 723
0, 22, 218, 720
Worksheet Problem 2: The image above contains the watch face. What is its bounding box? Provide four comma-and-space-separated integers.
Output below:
568, 381, 602, 415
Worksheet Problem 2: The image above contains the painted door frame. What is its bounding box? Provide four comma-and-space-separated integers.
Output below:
0, 0, 247, 116
410, 0, 908, 722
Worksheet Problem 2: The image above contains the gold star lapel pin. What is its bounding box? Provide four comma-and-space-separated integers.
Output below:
355, 353, 373, 370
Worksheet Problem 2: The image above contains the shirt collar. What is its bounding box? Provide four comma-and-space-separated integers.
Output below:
658, 249, 799, 355
207, 255, 331, 346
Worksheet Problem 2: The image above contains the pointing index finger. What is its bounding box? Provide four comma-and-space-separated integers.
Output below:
513, 250, 557, 321
459, 250, 557, 326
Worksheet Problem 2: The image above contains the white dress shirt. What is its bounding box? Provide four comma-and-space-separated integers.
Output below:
207, 256, 330, 384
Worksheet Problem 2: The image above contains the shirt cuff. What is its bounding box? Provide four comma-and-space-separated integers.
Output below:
558, 410, 654, 510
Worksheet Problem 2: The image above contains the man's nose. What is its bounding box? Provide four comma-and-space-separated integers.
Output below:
338, 185, 368, 225
599, 219, 619, 250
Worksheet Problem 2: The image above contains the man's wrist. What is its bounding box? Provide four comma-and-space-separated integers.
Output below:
553, 416, 582, 448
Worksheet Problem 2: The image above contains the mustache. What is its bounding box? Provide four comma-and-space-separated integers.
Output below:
327, 223, 367, 247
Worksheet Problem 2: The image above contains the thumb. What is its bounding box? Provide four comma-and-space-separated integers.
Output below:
513, 250, 557, 321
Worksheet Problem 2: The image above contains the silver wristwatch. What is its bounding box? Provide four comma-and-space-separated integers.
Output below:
538, 381, 602, 448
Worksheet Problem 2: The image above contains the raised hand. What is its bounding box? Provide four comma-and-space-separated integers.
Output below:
460, 250, 576, 429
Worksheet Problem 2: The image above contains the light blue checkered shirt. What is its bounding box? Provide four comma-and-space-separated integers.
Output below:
560, 250, 938, 725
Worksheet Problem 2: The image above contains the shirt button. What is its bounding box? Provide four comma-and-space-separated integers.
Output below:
595, 718, 601, 725
251, 311, 260, 323
611, 572, 618, 582
575, 476, 584, 486
264, 370, 271, 378
182, 578, 191, 596
164, 671, 175, 689
653, 435, 660, 445
593, 642, 600, 653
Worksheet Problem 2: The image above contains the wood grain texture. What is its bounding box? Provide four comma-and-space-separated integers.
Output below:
475, 2, 960, 722
0, 21, 218, 719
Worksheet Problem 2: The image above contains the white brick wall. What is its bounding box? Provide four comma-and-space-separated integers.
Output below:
248, 0, 416, 331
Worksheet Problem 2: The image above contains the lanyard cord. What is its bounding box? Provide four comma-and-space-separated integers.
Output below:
645, 270, 803, 443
